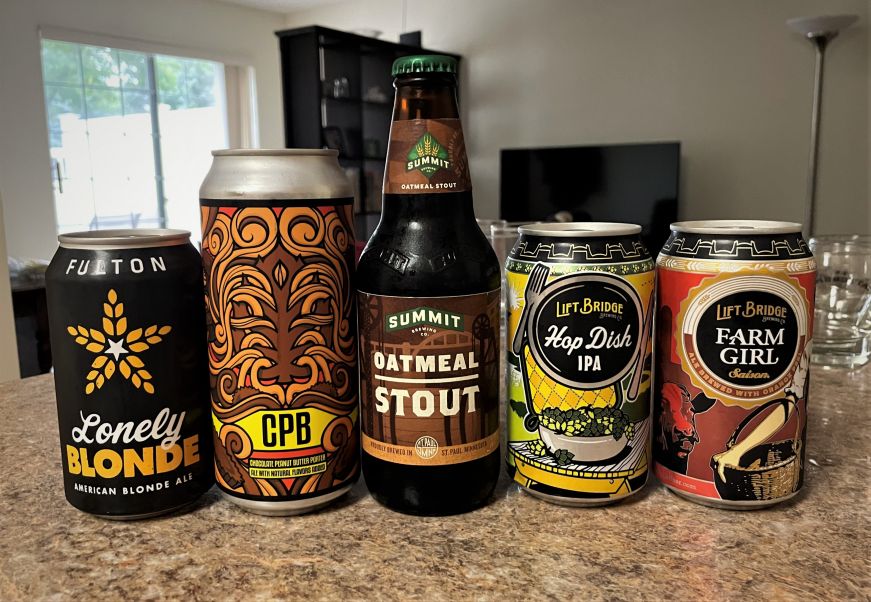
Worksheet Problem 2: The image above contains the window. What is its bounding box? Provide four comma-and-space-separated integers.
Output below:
41, 39, 229, 239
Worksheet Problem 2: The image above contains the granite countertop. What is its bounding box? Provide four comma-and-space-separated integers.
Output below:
1, 371, 868, 600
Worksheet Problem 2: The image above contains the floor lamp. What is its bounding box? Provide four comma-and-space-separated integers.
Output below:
786, 14, 858, 237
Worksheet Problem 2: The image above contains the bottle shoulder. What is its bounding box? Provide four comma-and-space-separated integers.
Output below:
356, 216, 500, 297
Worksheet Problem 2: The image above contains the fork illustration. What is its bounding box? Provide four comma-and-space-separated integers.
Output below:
512, 263, 550, 355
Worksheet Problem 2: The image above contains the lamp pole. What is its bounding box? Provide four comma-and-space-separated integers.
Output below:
804, 34, 827, 238
787, 14, 858, 238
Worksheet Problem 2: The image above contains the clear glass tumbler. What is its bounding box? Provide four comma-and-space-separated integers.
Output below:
476, 218, 506, 243
809, 238, 871, 370
489, 222, 543, 416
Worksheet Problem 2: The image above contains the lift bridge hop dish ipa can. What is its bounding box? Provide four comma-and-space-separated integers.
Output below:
46, 230, 213, 519
506, 223, 655, 506
654, 220, 815, 509
200, 149, 359, 515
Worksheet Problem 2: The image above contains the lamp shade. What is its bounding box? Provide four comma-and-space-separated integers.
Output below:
787, 14, 859, 38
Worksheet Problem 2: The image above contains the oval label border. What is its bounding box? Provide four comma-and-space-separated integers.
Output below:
675, 270, 810, 406
527, 272, 643, 390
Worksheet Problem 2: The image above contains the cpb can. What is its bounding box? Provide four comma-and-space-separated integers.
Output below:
46, 229, 213, 519
654, 220, 815, 509
505, 223, 654, 505
200, 149, 359, 515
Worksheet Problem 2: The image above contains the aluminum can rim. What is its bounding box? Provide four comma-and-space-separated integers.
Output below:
211, 148, 338, 157
670, 220, 802, 235
519, 222, 642, 238
57, 229, 191, 249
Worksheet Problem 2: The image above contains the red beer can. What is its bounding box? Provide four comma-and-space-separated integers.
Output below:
654, 220, 815, 509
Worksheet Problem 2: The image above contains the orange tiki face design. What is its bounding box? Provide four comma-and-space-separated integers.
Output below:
201, 204, 358, 498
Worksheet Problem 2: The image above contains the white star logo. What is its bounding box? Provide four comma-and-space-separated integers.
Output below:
104, 338, 128, 361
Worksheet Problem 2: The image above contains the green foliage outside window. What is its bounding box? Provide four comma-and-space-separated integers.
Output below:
41, 39, 220, 147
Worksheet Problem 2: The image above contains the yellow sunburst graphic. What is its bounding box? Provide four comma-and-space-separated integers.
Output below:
66, 288, 171, 395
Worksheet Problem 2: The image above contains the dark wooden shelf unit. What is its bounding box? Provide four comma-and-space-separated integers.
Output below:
275, 25, 461, 237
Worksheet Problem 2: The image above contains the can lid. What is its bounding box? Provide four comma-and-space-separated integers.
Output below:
518, 222, 642, 238
58, 229, 191, 249
211, 148, 338, 157
670, 220, 803, 235
392, 54, 457, 77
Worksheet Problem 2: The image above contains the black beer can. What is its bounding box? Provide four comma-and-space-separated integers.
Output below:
46, 229, 213, 519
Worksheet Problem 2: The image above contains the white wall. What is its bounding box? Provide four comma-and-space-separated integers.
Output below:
286, 0, 870, 234
0, 0, 286, 262
0, 194, 21, 382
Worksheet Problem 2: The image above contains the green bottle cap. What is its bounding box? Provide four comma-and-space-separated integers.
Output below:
391, 54, 457, 77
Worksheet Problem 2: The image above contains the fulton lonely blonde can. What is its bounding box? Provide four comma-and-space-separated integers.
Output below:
505, 223, 654, 505
654, 220, 815, 509
46, 230, 213, 519
200, 149, 359, 515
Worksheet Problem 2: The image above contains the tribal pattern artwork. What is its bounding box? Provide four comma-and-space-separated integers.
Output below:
660, 232, 812, 260
512, 237, 649, 263
201, 203, 358, 499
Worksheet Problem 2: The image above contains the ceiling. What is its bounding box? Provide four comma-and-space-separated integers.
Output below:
212, 0, 343, 14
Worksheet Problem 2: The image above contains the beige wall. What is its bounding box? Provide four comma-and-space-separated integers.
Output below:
286, 0, 869, 234
0, 195, 21, 382
0, 0, 286, 262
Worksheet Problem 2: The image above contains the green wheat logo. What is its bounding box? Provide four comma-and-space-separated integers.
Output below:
406, 132, 450, 178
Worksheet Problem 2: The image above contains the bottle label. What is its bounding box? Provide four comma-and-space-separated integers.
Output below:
358, 291, 500, 465
384, 118, 472, 194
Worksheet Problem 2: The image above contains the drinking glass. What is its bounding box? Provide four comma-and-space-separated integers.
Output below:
476, 218, 506, 243
489, 222, 543, 408
809, 238, 871, 370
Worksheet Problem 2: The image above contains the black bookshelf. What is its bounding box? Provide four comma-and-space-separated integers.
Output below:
275, 26, 461, 237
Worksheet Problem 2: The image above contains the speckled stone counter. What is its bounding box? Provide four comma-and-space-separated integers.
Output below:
1, 370, 868, 600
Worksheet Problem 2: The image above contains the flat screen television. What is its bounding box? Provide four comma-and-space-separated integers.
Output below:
500, 142, 680, 254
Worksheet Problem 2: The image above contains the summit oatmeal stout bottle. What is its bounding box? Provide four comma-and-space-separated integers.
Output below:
654, 220, 815, 509
357, 55, 501, 515
200, 149, 359, 515
46, 230, 213, 519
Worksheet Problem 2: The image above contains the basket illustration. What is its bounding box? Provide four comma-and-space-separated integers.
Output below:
712, 398, 802, 501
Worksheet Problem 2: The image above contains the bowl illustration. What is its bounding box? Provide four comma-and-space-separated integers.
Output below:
523, 347, 617, 413
539, 426, 628, 463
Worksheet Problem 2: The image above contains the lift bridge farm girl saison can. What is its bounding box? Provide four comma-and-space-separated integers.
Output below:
506, 223, 655, 506
46, 230, 212, 519
654, 220, 815, 509
200, 149, 359, 515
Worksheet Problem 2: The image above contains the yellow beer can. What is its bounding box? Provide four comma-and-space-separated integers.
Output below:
505, 223, 654, 505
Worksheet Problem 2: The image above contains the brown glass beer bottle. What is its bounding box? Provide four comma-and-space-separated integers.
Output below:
357, 55, 501, 515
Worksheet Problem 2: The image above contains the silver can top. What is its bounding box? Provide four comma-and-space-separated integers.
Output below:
58, 229, 191, 249
670, 220, 803, 235
518, 222, 642, 238
200, 148, 352, 200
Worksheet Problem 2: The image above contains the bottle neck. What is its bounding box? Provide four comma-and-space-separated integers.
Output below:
391, 73, 460, 121
382, 72, 472, 209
